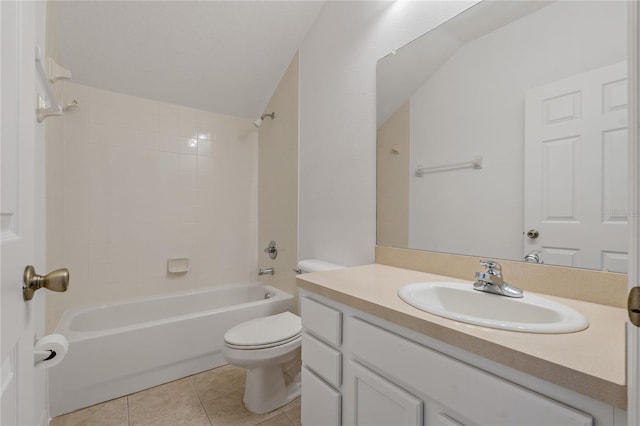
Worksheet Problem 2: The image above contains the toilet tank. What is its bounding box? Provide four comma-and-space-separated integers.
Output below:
296, 259, 345, 274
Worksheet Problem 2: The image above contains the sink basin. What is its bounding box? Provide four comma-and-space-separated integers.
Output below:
398, 282, 589, 333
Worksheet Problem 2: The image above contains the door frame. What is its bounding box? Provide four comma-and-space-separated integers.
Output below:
628, 0, 640, 423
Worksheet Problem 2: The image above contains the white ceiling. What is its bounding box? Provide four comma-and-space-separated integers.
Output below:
53, 1, 324, 119
377, 0, 552, 125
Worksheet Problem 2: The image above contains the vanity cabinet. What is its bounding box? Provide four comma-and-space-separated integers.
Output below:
300, 297, 343, 425
299, 289, 624, 426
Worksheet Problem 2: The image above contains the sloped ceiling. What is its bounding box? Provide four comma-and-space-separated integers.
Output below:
376, 0, 551, 125
53, 1, 324, 119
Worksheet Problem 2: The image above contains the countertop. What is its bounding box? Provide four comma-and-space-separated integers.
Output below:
296, 264, 627, 409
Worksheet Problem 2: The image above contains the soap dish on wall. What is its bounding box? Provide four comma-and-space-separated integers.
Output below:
167, 258, 189, 273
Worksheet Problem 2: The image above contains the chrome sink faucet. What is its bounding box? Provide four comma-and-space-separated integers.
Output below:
473, 260, 523, 298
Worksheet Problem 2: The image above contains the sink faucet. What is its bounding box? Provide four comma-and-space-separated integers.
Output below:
473, 260, 523, 298
524, 250, 543, 264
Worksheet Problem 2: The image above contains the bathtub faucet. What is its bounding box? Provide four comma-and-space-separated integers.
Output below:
258, 267, 274, 276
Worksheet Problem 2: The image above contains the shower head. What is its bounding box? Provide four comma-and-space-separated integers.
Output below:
253, 112, 275, 128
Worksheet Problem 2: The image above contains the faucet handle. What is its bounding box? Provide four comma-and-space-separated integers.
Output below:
479, 259, 502, 277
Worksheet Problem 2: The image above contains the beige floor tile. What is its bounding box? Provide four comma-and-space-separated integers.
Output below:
283, 404, 301, 426
141, 399, 211, 426
255, 413, 294, 426
128, 377, 201, 426
281, 397, 300, 411
49, 397, 128, 426
202, 391, 279, 426
193, 364, 245, 402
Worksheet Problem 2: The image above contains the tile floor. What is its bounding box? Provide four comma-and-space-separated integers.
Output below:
50, 365, 301, 426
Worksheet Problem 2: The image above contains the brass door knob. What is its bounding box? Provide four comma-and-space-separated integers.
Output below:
23, 265, 69, 301
629, 287, 640, 327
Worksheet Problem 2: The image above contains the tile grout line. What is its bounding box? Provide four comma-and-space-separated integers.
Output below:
126, 395, 131, 426
189, 373, 214, 425
282, 410, 295, 426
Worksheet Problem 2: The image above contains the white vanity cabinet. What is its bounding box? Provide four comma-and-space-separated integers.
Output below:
299, 289, 624, 426
300, 296, 344, 425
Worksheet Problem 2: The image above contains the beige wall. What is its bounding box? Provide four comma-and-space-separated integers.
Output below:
257, 53, 299, 308
377, 100, 410, 248
46, 82, 259, 331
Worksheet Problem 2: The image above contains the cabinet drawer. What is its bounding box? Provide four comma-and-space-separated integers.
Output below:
301, 297, 342, 346
302, 366, 341, 426
302, 332, 342, 388
349, 318, 593, 426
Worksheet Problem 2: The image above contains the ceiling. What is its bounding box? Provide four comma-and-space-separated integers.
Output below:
53, 1, 324, 119
377, 0, 551, 125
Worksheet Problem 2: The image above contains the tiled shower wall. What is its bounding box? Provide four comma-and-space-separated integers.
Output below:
46, 82, 258, 331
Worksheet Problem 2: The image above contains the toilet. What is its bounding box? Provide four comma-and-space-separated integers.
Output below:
222, 259, 344, 414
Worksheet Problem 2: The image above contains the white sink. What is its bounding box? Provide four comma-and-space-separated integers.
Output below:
398, 282, 589, 333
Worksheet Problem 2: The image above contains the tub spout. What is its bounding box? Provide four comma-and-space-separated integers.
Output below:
258, 267, 274, 276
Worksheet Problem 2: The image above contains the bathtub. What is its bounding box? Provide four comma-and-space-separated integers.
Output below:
49, 283, 293, 417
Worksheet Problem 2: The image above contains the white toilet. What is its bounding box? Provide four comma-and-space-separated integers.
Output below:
222, 259, 344, 414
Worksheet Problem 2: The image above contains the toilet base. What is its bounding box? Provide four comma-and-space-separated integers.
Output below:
243, 366, 301, 414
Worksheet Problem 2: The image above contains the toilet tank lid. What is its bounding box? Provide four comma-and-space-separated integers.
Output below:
297, 259, 345, 273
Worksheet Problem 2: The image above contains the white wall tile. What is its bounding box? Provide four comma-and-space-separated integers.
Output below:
134, 131, 159, 151
157, 133, 179, 153
197, 110, 216, 141
47, 82, 258, 329
157, 103, 181, 136
178, 153, 197, 188
178, 137, 198, 155
196, 156, 214, 188
178, 106, 199, 139
196, 139, 214, 157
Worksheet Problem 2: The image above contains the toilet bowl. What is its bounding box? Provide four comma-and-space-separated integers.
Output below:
223, 259, 345, 414
223, 312, 302, 414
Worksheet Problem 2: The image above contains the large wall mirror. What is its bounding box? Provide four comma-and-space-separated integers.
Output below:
377, 0, 629, 272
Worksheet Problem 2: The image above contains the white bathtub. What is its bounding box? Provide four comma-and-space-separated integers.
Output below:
49, 283, 293, 416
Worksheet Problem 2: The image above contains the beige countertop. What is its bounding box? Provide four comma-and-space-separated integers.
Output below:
296, 264, 627, 409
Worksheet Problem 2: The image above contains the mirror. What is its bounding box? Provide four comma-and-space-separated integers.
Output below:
377, 1, 629, 272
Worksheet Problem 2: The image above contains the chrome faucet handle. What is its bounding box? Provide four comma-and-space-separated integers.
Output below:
479, 259, 502, 277
474, 259, 523, 298
524, 250, 543, 264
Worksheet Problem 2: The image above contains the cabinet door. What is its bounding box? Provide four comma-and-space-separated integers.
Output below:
348, 361, 423, 426
302, 366, 341, 425
349, 318, 593, 426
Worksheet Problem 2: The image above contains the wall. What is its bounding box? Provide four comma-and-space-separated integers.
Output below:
298, 1, 477, 266
46, 83, 258, 331
408, 1, 627, 261
377, 100, 410, 248
258, 53, 300, 305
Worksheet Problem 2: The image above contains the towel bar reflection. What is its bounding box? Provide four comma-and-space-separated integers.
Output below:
415, 156, 483, 177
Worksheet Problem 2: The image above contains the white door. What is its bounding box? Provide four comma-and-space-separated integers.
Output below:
524, 62, 629, 272
1, 1, 46, 425
628, 2, 640, 424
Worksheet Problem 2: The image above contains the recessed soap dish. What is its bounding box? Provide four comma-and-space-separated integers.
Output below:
167, 258, 189, 273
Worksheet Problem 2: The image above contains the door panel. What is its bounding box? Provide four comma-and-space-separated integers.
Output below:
524, 62, 629, 272
1, 1, 41, 424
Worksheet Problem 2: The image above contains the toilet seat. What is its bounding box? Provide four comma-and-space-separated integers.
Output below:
225, 333, 301, 350
224, 311, 301, 349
